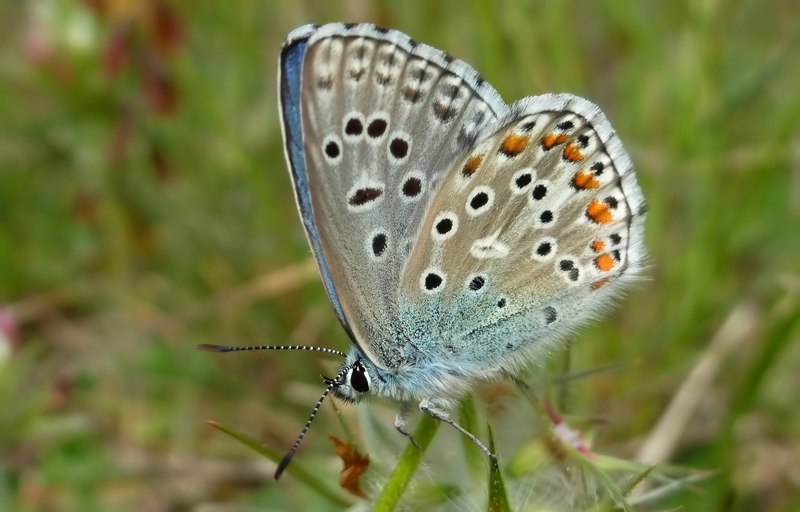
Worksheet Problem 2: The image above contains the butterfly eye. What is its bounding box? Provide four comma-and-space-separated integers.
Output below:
348, 362, 370, 393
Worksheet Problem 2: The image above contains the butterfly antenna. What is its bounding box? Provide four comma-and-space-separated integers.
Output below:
274, 364, 350, 479
197, 343, 346, 358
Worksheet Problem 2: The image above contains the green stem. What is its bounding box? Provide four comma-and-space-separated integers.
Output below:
373, 414, 441, 511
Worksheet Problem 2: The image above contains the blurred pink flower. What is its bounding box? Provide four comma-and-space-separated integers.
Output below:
0, 307, 20, 363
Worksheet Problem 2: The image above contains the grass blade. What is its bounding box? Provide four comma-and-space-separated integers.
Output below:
486, 424, 511, 512
373, 413, 440, 511
208, 421, 352, 508
459, 395, 485, 483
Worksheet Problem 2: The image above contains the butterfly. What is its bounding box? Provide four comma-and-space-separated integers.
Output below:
200, 22, 646, 479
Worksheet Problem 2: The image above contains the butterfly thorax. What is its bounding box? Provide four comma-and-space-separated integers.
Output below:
331, 344, 499, 405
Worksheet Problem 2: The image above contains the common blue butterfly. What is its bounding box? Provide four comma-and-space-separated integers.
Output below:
200, 22, 646, 479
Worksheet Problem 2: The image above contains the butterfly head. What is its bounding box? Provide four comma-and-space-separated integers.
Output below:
328, 350, 383, 403
323, 359, 366, 401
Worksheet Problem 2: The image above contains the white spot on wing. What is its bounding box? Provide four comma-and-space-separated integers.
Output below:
470, 230, 510, 259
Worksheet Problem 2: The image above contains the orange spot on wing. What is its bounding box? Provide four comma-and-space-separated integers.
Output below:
591, 240, 606, 253
499, 133, 530, 157
591, 278, 610, 290
595, 253, 615, 272
462, 153, 485, 177
572, 170, 600, 190
586, 199, 613, 224
562, 141, 585, 162
541, 133, 569, 150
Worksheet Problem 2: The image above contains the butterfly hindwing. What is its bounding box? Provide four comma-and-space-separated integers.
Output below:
398, 94, 646, 370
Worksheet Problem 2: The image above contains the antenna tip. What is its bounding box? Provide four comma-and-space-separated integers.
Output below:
274, 454, 292, 480
197, 344, 232, 352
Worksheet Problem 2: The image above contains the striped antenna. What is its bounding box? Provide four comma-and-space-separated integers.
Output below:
197, 343, 347, 358
199, 342, 350, 477
274, 363, 352, 479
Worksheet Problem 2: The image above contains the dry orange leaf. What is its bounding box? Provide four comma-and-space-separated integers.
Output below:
329, 435, 370, 498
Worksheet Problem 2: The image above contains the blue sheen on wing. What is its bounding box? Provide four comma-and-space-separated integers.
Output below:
279, 33, 354, 341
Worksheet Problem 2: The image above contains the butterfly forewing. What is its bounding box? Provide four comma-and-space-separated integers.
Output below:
287, 24, 508, 366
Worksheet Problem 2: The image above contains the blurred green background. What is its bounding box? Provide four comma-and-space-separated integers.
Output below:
1, 0, 799, 510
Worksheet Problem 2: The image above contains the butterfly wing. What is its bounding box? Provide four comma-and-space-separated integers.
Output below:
397, 93, 646, 375
279, 24, 507, 367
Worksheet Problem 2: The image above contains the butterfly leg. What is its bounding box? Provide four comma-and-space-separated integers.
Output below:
394, 402, 421, 450
419, 397, 497, 460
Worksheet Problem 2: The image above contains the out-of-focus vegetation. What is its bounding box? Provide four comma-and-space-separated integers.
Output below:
1, 1, 798, 510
